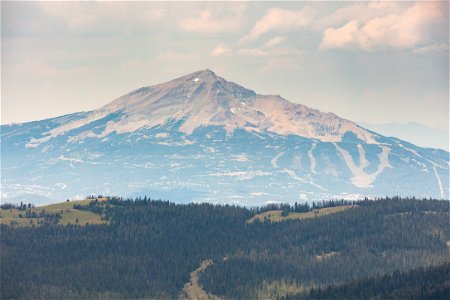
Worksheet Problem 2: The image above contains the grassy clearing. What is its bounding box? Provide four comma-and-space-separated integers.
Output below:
315, 251, 339, 262
256, 280, 308, 299
58, 209, 106, 225
248, 205, 356, 223
0, 199, 108, 227
247, 210, 283, 223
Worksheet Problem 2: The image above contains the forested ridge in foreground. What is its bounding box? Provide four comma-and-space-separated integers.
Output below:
1, 197, 449, 299
282, 262, 450, 299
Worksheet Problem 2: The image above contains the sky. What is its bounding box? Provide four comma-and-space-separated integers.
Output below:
2, 1, 449, 140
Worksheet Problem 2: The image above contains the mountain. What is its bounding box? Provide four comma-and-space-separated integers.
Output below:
1, 70, 449, 205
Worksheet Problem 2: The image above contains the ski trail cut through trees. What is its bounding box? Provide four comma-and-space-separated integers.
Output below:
307, 143, 317, 174
433, 167, 445, 199
271, 152, 284, 168
334, 143, 391, 188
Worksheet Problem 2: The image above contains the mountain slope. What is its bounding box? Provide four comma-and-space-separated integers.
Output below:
1, 70, 448, 204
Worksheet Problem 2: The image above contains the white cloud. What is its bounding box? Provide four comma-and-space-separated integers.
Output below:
320, 21, 360, 50
314, 2, 401, 30
240, 7, 314, 43
264, 36, 286, 48
211, 45, 232, 57
179, 9, 239, 33
320, 1, 446, 51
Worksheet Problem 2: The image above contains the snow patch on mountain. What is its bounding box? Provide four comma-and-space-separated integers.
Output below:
27, 110, 113, 147
58, 155, 83, 163
271, 152, 284, 168
432, 167, 444, 198
208, 170, 271, 180
308, 143, 317, 174
282, 169, 326, 190
232, 154, 248, 162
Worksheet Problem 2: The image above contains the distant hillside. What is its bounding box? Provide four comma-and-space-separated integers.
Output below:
359, 121, 449, 151
0, 198, 108, 227
1, 197, 449, 299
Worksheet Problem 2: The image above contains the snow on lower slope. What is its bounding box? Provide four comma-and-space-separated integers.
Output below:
432, 167, 445, 198
282, 168, 326, 191
271, 152, 284, 168
308, 143, 317, 174
26, 109, 116, 147
26, 70, 378, 147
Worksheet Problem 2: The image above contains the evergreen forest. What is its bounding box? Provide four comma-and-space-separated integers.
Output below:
1, 197, 449, 299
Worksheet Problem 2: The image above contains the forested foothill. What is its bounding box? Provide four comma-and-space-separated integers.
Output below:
282, 262, 450, 299
1, 197, 449, 299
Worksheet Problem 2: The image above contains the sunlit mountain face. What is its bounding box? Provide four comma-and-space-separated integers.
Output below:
1, 70, 448, 205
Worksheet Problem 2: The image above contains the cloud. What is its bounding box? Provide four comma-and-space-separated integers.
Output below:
211, 45, 232, 57
179, 9, 239, 33
264, 36, 286, 48
240, 7, 314, 43
314, 1, 401, 30
320, 21, 360, 50
320, 1, 446, 51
